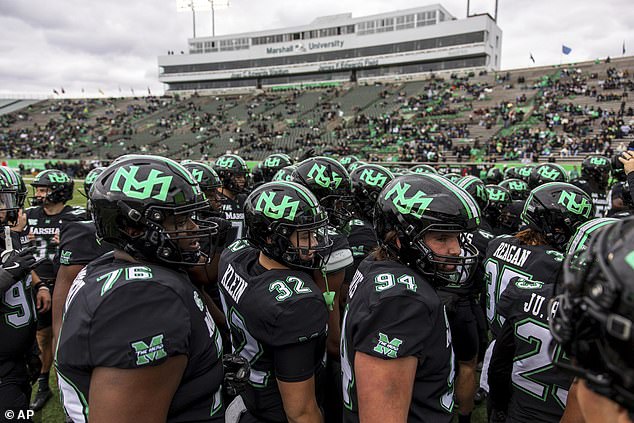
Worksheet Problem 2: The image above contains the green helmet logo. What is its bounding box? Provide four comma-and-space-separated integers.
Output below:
215, 157, 235, 168
384, 181, 433, 219
49, 173, 70, 183
348, 162, 362, 172
538, 167, 561, 181
340, 157, 352, 165
307, 163, 342, 189
508, 181, 527, 191
475, 184, 487, 201
360, 169, 388, 188
254, 191, 300, 221
264, 157, 281, 168
412, 167, 433, 174
110, 166, 174, 202
85, 172, 101, 185
589, 157, 608, 166
487, 188, 507, 202
190, 169, 204, 182
557, 191, 592, 218
518, 167, 532, 177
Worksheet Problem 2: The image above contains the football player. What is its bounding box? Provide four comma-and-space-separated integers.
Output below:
218, 181, 329, 423
291, 157, 354, 423
0, 171, 41, 418
24, 169, 85, 411
341, 173, 481, 423
527, 163, 568, 189
261, 153, 293, 183
550, 217, 634, 423
480, 182, 593, 412
484, 185, 513, 235
214, 153, 250, 244
570, 155, 612, 217
55, 156, 224, 422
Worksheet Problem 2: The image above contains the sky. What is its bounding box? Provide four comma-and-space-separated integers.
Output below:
0, 0, 631, 98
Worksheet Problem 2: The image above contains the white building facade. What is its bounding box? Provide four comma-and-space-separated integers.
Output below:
158, 4, 502, 91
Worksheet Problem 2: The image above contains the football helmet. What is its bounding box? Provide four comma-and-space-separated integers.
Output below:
0, 170, 19, 226
528, 163, 568, 188
83, 167, 106, 198
515, 165, 534, 183
30, 169, 74, 206
347, 160, 366, 174
499, 178, 529, 201
339, 155, 359, 171
213, 154, 249, 194
443, 173, 462, 184
290, 157, 353, 230
581, 155, 612, 190
261, 153, 293, 183
457, 175, 490, 213
244, 181, 332, 270
550, 217, 634, 413
0, 167, 26, 209
409, 164, 438, 175
486, 167, 504, 185
272, 165, 297, 182
374, 173, 481, 286
350, 164, 394, 221
484, 185, 512, 223
90, 156, 217, 266
565, 217, 619, 256
521, 182, 594, 251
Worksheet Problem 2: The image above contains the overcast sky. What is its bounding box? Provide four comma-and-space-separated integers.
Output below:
0, 0, 631, 98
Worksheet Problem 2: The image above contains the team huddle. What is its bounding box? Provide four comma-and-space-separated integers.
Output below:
1, 150, 633, 423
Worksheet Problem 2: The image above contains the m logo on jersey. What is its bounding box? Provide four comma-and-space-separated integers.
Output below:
130, 334, 167, 366
307, 163, 342, 189
264, 157, 281, 167
215, 157, 235, 168
373, 333, 402, 358
557, 191, 592, 218
110, 166, 173, 201
60, 250, 72, 265
360, 169, 387, 188
190, 168, 204, 182
384, 182, 433, 219
255, 192, 300, 221
538, 167, 561, 180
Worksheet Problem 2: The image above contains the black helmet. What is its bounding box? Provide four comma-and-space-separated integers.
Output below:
183, 161, 221, 192
374, 173, 481, 286
521, 182, 594, 251
409, 164, 438, 175
213, 154, 249, 193
261, 153, 293, 183
565, 217, 619, 257
550, 217, 634, 413
250, 163, 266, 188
528, 163, 568, 189
443, 173, 462, 184
581, 155, 611, 189
457, 175, 489, 213
504, 166, 521, 181
244, 181, 332, 270
272, 165, 297, 182
485, 185, 512, 223
339, 155, 359, 171
90, 155, 217, 267
0, 167, 26, 210
0, 170, 19, 226
30, 169, 74, 205
347, 160, 366, 174
515, 165, 534, 183
83, 167, 106, 198
486, 167, 504, 185
499, 178, 530, 201
350, 164, 394, 221
290, 157, 353, 230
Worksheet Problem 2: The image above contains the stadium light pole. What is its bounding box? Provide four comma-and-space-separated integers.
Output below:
208, 0, 229, 37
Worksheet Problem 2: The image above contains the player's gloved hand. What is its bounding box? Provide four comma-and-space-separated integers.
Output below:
223, 354, 250, 396
0, 247, 38, 293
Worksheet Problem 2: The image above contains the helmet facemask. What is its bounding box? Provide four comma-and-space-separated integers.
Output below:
0, 191, 19, 227
265, 219, 333, 270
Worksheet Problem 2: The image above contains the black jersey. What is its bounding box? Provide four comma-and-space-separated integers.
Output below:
54, 220, 113, 272
483, 235, 564, 338
341, 257, 455, 423
218, 241, 328, 422
24, 205, 86, 281
0, 231, 37, 360
218, 193, 246, 246
346, 219, 377, 266
571, 178, 609, 217
55, 253, 224, 423
488, 280, 572, 423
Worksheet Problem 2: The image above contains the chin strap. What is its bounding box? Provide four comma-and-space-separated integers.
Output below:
321, 267, 335, 311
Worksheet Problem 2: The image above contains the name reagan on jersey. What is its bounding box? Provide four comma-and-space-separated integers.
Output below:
492, 242, 532, 267
220, 264, 248, 303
